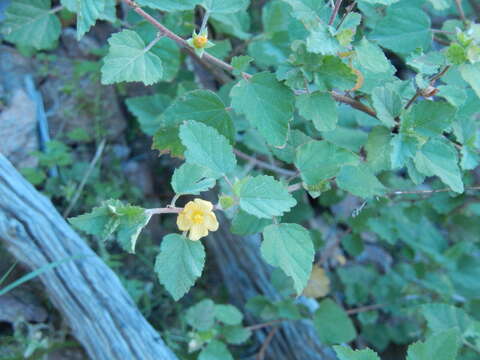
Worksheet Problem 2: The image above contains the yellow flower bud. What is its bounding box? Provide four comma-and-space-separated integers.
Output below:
177, 199, 219, 241
193, 35, 208, 49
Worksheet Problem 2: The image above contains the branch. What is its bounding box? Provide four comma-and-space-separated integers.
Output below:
455, 0, 468, 25
328, 0, 344, 26
122, 0, 381, 120
234, 149, 297, 177
145, 207, 182, 216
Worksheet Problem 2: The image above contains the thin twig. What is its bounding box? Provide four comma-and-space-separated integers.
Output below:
404, 65, 451, 109
234, 149, 297, 177
389, 186, 480, 196
122, 0, 382, 120
145, 207, 182, 216
464, 340, 480, 354
287, 182, 303, 193
49, 5, 64, 14
246, 319, 286, 331
328, 0, 344, 26
63, 139, 106, 217
256, 326, 279, 360
347, 303, 385, 315
454, 0, 468, 26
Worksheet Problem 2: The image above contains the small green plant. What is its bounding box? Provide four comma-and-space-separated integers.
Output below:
3, 0, 480, 358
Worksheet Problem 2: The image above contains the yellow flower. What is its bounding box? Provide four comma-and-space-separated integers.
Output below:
177, 199, 219, 241
193, 35, 208, 49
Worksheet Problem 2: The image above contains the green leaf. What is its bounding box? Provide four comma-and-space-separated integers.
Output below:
313, 299, 357, 344
201, 0, 249, 14
114, 205, 152, 253
101, 30, 163, 85
336, 164, 386, 198
171, 163, 216, 195
161, 90, 235, 143
406, 329, 460, 360
239, 175, 297, 218
390, 133, 420, 169
365, 126, 392, 173
214, 305, 243, 325
460, 63, 480, 99
371, 85, 402, 127
179, 121, 236, 178
414, 138, 464, 193
152, 127, 185, 158
223, 326, 252, 345
136, 0, 197, 11
155, 234, 205, 301
125, 94, 171, 136
198, 340, 233, 360
421, 303, 473, 334
76, 0, 115, 40
261, 223, 314, 294
230, 72, 295, 147
315, 56, 358, 91
356, 37, 394, 74
231, 210, 272, 235
370, 5, 431, 54
358, 0, 399, 4
69, 200, 150, 253
295, 141, 358, 187
1, 0, 61, 50
401, 101, 456, 137
307, 23, 342, 55
334, 346, 381, 360
231, 56, 253, 76
186, 299, 216, 330
296, 91, 338, 131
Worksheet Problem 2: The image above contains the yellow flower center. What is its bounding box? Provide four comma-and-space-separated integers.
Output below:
192, 211, 204, 224
193, 35, 208, 49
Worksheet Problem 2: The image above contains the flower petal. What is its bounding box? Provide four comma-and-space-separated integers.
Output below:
189, 224, 208, 241
177, 212, 191, 231
194, 198, 213, 212
204, 213, 219, 231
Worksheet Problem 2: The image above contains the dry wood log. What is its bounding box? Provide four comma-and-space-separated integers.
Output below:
0, 154, 177, 360
207, 210, 336, 360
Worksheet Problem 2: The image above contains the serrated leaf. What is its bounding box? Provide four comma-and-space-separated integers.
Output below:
223, 326, 252, 345
390, 133, 420, 169
239, 175, 297, 218
161, 90, 235, 143
125, 94, 171, 135
198, 340, 233, 360
334, 346, 381, 360
231, 56, 253, 75
315, 56, 358, 91
1, 0, 61, 50
186, 299, 216, 330
336, 164, 386, 198
366, 126, 392, 173
201, 0, 249, 14
136, 0, 198, 11
421, 303, 473, 334
179, 121, 236, 178
101, 30, 163, 85
356, 37, 394, 74
69, 199, 122, 238
261, 223, 314, 294
295, 140, 359, 187
231, 210, 272, 235
307, 23, 341, 55
414, 138, 463, 193
114, 205, 151, 253
371, 85, 402, 127
460, 63, 480, 99
370, 5, 432, 54
406, 329, 460, 360
296, 91, 338, 132
214, 305, 243, 325
155, 234, 205, 301
230, 72, 295, 147
171, 163, 216, 195
76, 0, 115, 40
152, 127, 185, 157
314, 299, 357, 345
401, 101, 456, 137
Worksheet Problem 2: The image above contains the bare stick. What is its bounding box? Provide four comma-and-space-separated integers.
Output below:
246, 319, 287, 331
145, 207, 182, 216
63, 139, 106, 217
455, 0, 468, 25
328, 0, 344, 26
256, 326, 279, 360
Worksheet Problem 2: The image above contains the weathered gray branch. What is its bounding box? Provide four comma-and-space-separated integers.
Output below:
0, 154, 177, 360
